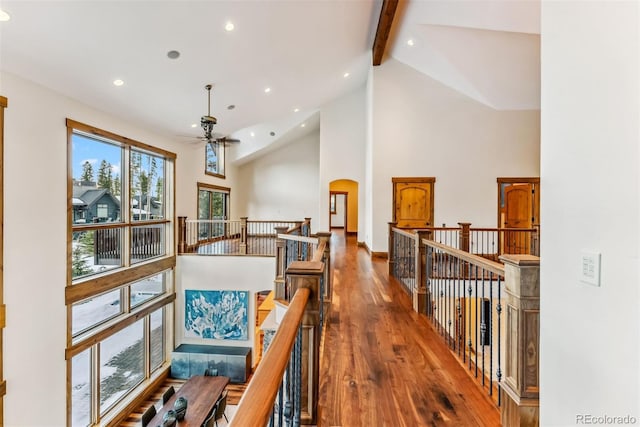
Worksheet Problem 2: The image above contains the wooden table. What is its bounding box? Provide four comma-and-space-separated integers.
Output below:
147, 376, 230, 427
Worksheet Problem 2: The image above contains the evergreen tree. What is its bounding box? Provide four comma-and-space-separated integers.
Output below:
112, 174, 121, 197
72, 246, 91, 277
97, 160, 112, 190
80, 161, 94, 182
155, 177, 163, 200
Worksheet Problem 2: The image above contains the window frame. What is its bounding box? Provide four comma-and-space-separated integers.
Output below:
204, 140, 226, 178
66, 119, 176, 426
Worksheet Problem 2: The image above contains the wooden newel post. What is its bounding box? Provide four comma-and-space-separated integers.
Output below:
458, 222, 471, 252
240, 216, 248, 255
274, 226, 290, 300
178, 216, 187, 254
498, 254, 540, 427
286, 261, 323, 425
413, 230, 429, 313
315, 232, 332, 303
388, 222, 397, 275
304, 217, 312, 237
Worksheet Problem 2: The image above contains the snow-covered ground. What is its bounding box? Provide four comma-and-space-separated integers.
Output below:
71, 273, 165, 425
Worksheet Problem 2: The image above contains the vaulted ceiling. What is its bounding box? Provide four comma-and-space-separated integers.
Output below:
0, 1, 539, 162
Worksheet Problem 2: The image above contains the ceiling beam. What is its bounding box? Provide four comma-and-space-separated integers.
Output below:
372, 0, 399, 66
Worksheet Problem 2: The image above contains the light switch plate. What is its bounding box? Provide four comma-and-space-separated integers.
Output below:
580, 251, 601, 286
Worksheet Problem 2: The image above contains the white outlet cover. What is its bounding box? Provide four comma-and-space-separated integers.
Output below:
580, 250, 601, 286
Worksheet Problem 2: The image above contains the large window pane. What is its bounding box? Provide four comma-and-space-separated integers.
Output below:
72, 288, 122, 336
72, 133, 123, 225
72, 229, 123, 280
130, 272, 165, 308
131, 224, 166, 264
72, 349, 91, 427
205, 141, 225, 177
150, 308, 164, 372
131, 150, 165, 221
100, 320, 144, 414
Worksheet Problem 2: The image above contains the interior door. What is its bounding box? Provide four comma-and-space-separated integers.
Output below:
393, 178, 435, 228
503, 184, 532, 254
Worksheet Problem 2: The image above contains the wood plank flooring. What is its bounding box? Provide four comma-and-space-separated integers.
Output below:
316, 231, 500, 427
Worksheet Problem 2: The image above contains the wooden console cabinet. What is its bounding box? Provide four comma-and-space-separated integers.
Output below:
171, 344, 252, 383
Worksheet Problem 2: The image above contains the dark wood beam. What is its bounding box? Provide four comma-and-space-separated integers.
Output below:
372, 0, 399, 66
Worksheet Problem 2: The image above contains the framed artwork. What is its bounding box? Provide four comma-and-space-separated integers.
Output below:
184, 289, 248, 340
205, 141, 225, 178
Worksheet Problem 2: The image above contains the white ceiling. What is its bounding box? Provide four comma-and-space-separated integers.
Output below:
0, 0, 540, 162
389, 0, 540, 110
0, 0, 380, 159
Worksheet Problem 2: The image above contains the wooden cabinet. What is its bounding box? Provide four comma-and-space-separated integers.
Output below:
171, 344, 251, 383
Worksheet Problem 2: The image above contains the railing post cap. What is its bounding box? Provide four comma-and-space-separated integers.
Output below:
458, 222, 472, 226
499, 254, 540, 267
315, 231, 331, 238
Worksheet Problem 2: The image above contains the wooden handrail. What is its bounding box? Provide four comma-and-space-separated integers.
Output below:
277, 234, 318, 245
312, 241, 326, 263
391, 227, 418, 239
232, 287, 311, 426
421, 238, 505, 276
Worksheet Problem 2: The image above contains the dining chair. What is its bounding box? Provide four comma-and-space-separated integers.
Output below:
162, 385, 175, 404
214, 390, 228, 425
202, 409, 217, 427
141, 405, 157, 427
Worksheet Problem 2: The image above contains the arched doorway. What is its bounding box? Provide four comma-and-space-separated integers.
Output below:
329, 179, 358, 234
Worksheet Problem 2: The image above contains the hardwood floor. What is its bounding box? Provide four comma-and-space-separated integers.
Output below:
317, 231, 500, 427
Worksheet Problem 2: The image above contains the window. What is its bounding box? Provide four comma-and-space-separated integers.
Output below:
197, 182, 230, 241
66, 120, 176, 426
205, 141, 225, 178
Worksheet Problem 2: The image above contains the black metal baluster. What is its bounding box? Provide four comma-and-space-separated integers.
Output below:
489, 271, 494, 398
474, 264, 479, 378
496, 274, 502, 407
481, 266, 486, 388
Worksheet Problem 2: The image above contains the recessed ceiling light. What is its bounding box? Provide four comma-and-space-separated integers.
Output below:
0, 9, 10, 21
264, 87, 271, 94
343, 72, 350, 78
301, 123, 306, 128
113, 79, 124, 87
227, 104, 235, 110
225, 21, 235, 32
250, 132, 255, 137
191, 123, 198, 128
293, 108, 299, 113
407, 39, 415, 46
167, 50, 180, 59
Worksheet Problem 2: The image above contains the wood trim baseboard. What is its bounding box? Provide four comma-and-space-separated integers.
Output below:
357, 241, 370, 254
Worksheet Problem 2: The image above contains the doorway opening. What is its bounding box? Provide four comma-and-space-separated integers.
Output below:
329, 179, 358, 235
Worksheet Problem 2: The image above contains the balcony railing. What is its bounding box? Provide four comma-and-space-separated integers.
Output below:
233, 233, 331, 426
177, 217, 311, 256
389, 225, 540, 424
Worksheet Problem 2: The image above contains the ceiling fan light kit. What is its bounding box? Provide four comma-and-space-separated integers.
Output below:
196, 84, 240, 146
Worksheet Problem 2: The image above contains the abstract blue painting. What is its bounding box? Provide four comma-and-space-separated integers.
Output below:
185, 290, 249, 340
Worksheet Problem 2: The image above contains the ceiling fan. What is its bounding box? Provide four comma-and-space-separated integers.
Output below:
190, 84, 241, 146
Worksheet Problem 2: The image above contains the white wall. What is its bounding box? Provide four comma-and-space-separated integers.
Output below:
370, 59, 540, 252
540, 2, 639, 425
0, 71, 206, 426
176, 143, 240, 220
319, 85, 367, 239
236, 132, 320, 224
175, 256, 275, 366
